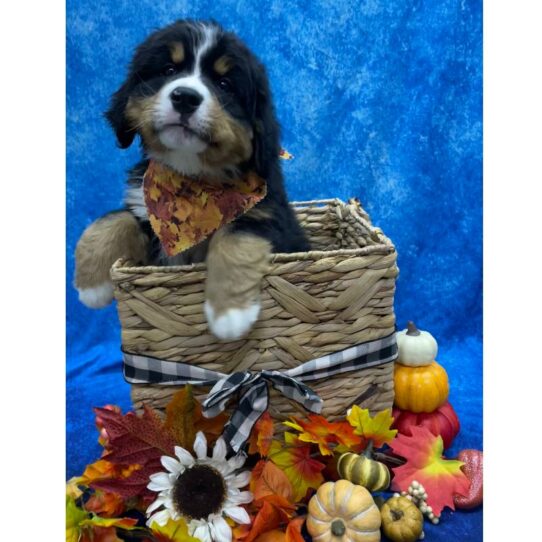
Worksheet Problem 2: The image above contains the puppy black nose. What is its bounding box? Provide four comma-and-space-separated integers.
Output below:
170, 87, 203, 114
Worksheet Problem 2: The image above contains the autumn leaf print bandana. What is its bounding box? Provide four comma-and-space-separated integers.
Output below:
143, 160, 267, 256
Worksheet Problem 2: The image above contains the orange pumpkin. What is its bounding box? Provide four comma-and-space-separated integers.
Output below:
394, 361, 449, 413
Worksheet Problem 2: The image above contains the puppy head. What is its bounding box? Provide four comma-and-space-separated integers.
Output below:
107, 20, 279, 177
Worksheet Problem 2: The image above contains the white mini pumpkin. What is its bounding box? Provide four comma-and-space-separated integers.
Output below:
395, 321, 438, 367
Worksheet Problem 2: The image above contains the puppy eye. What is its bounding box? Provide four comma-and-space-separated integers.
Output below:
163, 65, 177, 76
218, 78, 233, 92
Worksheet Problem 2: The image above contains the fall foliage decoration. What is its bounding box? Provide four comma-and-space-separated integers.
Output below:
143, 160, 267, 256
390, 426, 470, 516
306, 480, 381, 542
67, 381, 478, 541
396, 321, 438, 367
392, 402, 460, 450
380, 495, 424, 542
394, 362, 450, 413
453, 450, 483, 509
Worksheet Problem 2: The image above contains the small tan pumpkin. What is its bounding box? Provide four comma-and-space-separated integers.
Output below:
396, 321, 438, 367
380, 496, 423, 542
337, 452, 390, 492
307, 480, 381, 542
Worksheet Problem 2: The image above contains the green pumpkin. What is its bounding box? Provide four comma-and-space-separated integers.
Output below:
337, 452, 390, 492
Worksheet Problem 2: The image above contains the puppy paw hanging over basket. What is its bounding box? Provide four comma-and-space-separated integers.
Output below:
111, 198, 399, 451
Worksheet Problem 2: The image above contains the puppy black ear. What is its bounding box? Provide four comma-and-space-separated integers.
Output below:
251, 63, 280, 178
105, 80, 136, 149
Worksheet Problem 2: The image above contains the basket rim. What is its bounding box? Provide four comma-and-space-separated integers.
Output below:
111, 198, 396, 275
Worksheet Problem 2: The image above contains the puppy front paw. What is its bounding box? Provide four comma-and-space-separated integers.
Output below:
77, 282, 115, 309
204, 300, 260, 341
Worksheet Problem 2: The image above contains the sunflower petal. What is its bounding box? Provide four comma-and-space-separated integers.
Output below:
192, 522, 212, 542
148, 472, 171, 492
228, 470, 251, 489
226, 490, 253, 505
161, 455, 182, 475
193, 432, 208, 460
225, 453, 246, 473
175, 445, 196, 467
224, 506, 251, 524
147, 508, 171, 527
211, 515, 232, 542
212, 437, 227, 462
146, 496, 166, 515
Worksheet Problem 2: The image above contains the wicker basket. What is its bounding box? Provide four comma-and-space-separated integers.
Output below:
111, 198, 398, 422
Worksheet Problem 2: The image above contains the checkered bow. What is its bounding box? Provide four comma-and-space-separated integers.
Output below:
123, 332, 397, 452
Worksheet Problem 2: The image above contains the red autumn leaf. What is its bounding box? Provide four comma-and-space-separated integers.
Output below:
390, 426, 471, 516
248, 412, 274, 457
245, 501, 289, 542
269, 433, 326, 502
90, 405, 176, 500
252, 461, 296, 513
95, 405, 176, 464
284, 415, 362, 456
285, 517, 305, 542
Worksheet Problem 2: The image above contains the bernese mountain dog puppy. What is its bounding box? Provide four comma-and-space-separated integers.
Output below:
74, 19, 309, 340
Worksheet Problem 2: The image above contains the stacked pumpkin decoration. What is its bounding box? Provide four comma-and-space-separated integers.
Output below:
393, 322, 459, 448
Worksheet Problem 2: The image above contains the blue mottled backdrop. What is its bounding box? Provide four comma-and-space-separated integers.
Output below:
67, 0, 482, 539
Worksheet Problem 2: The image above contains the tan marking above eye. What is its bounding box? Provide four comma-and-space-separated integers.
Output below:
213, 55, 233, 75
169, 42, 185, 64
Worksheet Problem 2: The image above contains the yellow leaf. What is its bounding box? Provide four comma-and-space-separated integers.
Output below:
66, 477, 84, 500
150, 518, 200, 541
346, 406, 397, 448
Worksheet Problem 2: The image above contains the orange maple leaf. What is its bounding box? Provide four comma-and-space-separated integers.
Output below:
390, 426, 471, 516
80, 459, 140, 485
284, 414, 363, 456
285, 517, 305, 542
85, 490, 126, 518
268, 433, 325, 502
248, 412, 274, 457
245, 501, 289, 542
252, 461, 296, 514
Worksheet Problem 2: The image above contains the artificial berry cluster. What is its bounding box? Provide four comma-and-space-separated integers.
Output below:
394, 480, 441, 525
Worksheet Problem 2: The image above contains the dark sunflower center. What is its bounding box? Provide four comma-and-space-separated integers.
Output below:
173, 464, 226, 520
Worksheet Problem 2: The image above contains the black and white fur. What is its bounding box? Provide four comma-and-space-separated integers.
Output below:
75, 19, 309, 339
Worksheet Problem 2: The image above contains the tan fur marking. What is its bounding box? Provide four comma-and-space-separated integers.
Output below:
169, 42, 185, 64
201, 99, 253, 167
125, 96, 168, 153
213, 55, 233, 75
75, 212, 149, 289
205, 228, 271, 315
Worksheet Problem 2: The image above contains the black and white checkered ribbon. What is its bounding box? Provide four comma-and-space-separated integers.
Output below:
123, 332, 397, 452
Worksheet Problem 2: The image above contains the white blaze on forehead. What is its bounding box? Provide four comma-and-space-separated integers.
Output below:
152, 23, 220, 171
154, 24, 217, 129
193, 23, 218, 75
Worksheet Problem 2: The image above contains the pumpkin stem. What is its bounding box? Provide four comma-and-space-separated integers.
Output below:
406, 321, 421, 336
390, 509, 404, 522
331, 519, 346, 537
363, 440, 374, 458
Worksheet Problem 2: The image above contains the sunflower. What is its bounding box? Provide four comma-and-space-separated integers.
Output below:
146, 431, 253, 542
